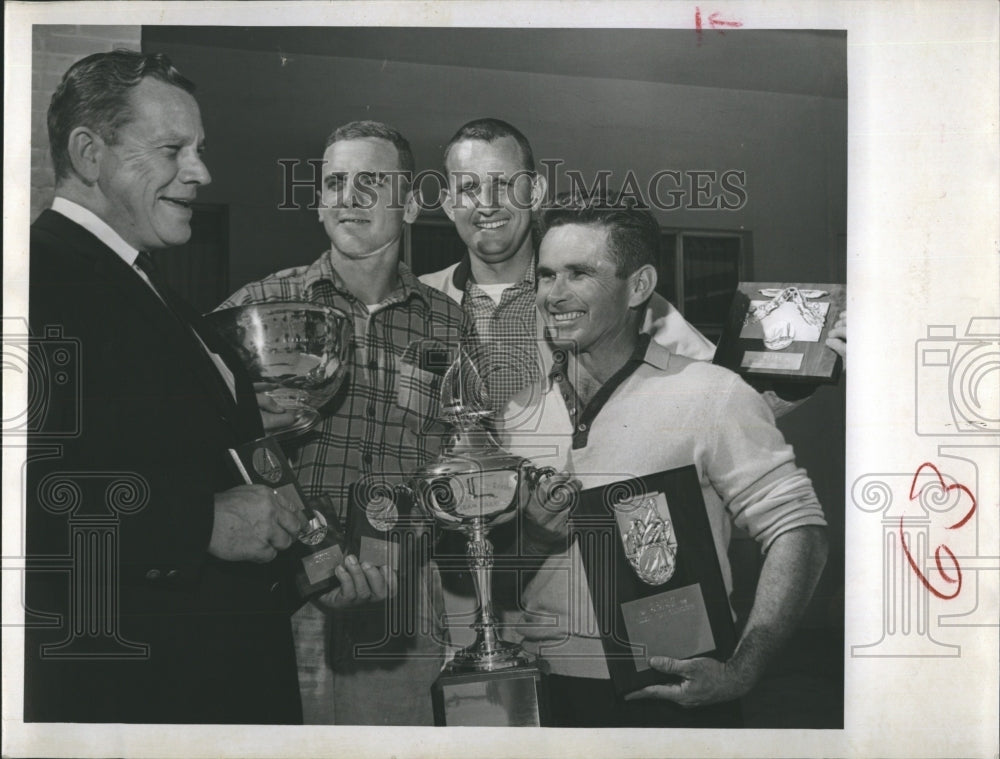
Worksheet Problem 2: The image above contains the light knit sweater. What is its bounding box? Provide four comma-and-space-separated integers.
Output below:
498, 340, 826, 678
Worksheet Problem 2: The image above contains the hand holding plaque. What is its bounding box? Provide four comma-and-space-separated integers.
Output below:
572, 467, 737, 697
713, 282, 846, 383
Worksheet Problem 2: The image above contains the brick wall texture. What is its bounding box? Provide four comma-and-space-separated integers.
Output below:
31, 25, 141, 222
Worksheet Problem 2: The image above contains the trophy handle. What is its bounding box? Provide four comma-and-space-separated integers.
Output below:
524, 465, 557, 489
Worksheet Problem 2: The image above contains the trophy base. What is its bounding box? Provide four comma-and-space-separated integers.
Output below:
268, 407, 319, 440
431, 658, 550, 726
448, 638, 531, 672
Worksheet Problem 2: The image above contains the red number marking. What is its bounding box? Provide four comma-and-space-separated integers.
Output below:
901, 461, 977, 600
899, 516, 962, 600
908, 461, 977, 529
708, 11, 744, 29
695, 7, 744, 31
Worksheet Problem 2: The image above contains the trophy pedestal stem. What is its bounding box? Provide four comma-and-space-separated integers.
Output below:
429, 520, 551, 725
409, 413, 558, 725
456, 523, 524, 669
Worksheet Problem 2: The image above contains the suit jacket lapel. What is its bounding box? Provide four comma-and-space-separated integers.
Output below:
36, 211, 257, 440
172, 290, 264, 441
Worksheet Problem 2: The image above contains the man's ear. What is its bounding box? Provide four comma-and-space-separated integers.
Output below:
627, 264, 658, 308
66, 127, 103, 184
316, 190, 326, 222
441, 186, 456, 222
529, 172, 548, 211
402, 188, 421, 225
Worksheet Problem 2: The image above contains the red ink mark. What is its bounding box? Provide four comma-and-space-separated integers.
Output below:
695, 7, 742, 43
908, 461, 977, 529
900, 460, 978, 600
707, 11, 743, 29
899, 516, 962, 600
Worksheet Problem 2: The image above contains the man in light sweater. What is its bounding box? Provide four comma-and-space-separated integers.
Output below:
500, 191, 829, 727
420, 118, 841, 658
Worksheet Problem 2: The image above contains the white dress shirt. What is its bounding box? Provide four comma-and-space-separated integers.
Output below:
50, 197, 237, 399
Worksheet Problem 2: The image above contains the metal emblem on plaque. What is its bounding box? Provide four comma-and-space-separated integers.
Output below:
615, 492, 678, 586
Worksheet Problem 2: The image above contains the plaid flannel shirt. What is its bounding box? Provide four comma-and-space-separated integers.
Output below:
218, 252, 472, 523
447, 256, 543, 412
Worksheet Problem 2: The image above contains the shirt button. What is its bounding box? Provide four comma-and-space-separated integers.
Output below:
145, 569, 161, 581
270, 581, 281, 593
368, 360, 378, 371
166, 569, 179, 579
367, 404, 376, 417
568, 407, 576, 416
363, 453, 373, 466
577, 423, 588, 432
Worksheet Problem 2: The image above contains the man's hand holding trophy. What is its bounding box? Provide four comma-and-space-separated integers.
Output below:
206, 302, 363, 604
396, 348, 565, 726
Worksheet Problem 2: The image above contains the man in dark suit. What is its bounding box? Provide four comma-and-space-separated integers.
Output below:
24, 50, 313, 724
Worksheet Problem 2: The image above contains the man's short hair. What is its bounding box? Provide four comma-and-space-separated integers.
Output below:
538, 190, 660, 277
48, 49, 196, 182
325, 120, 415, 179
443, 117, 535, 174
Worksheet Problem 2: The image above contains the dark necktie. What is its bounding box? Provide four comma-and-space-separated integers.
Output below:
134, 252, 191, 328
134, 252, 239, 410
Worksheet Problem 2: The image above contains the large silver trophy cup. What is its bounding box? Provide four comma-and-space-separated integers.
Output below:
404, 351, 555, 726
205, 302, 353, 594
205, 302, 352, 440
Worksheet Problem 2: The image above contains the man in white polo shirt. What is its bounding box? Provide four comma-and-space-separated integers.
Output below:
500, 191, 829, 727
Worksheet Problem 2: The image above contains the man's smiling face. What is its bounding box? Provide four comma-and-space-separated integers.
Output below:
443, 136, 541, 267
536, 223, 637, 357
318, 137, 416, 259
97, 77, 210, 251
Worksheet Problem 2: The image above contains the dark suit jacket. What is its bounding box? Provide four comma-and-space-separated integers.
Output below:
24, 209, 302, 724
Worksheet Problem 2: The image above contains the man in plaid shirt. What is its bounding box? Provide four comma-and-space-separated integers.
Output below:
419, 119, 549, 411
219, 121, 470, 725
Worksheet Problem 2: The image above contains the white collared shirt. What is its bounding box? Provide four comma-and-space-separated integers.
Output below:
50, 197, 236, 400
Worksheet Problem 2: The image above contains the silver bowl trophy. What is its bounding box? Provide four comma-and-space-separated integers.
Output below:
206, 302, 353, 597
402, 350, 556, 726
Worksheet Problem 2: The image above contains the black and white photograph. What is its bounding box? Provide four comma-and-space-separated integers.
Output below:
3, 3, 997, 759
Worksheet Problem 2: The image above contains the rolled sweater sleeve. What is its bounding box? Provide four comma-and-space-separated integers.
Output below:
705, 374, 826, 551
